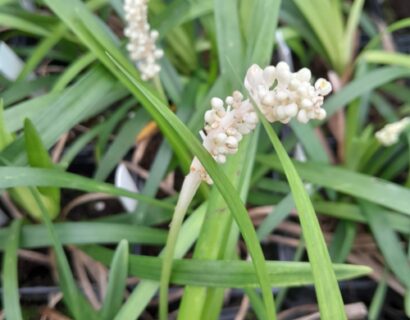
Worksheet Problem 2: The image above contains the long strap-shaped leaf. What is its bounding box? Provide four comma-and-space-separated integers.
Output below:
29, 188, 97, 320
100, 240, 129, 320
360, 201, 410, 288
0, 167, 172, 210
0, 222, 167, 249
82, 245, 371, 288
259, 116, 347, 319
258, 155, 410, 216
2, 219, 23, 320
322, 66, 410, 118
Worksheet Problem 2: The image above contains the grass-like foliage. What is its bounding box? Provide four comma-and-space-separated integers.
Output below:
0, 0, 409, 319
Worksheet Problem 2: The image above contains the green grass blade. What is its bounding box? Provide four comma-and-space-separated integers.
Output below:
51, 52, 96, 92
2, 219, 23, 320
344, 0, 365, 62
322, 66, 410, 118
94, 109, 150, 181
17, 24, 66, 80
259, 117, 346, 319
243, 0, 281, 66
29, 188, 93, 320
329, 221, 357, 263
368, 270, 388, 320
0, 167, 173, 210
0, 222, 166, 250
313, 201, 410, 235
293, 0, 345, 72
360, 201, 410, 288
214, 0, 244, 79
362, 51, 410, 68
23, 119, 60, 217
258, 155, 410, 216
115, 204, 207, 320
0, 12, 50, 36
23, 119, 54, 170
84, 245, 371, 288
100, 240, 129, 320
0, 99, 14, 150
257, 193, 294, 240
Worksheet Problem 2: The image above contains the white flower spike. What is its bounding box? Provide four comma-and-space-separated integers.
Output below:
160, 62, 334, 319
244, 62, 332, 124
191, 90, 259, 183
191, 62, 333, 183
375, 117, 410, 146
123, 0, 163, 81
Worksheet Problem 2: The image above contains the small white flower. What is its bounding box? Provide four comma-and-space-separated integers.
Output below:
192, 91, 259, 183
244, 62, 332, 124
375, 117, 410, 146
123, 0, 163, 80
192, 62, 333, 183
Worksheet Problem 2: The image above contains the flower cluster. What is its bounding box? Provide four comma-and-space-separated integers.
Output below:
123, 0, 163, 80
375, 117, 410, 146
244, 62, 332, 124
191, 62, 333, 183
191, 91, 258, 183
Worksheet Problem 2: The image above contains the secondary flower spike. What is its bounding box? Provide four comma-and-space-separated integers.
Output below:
375, 117, 410, 146
191, 91, 259, 183
124, 0, 163, 80
244, 62, 332, 124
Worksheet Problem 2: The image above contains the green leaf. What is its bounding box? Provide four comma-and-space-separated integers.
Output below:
24, 119, 60, 199
313, 201, 410, 235
2, 219, 23, 320
83, 245, 371, 288
214, 0, 244, 79
257, 193, 294, 240
0, 167, 173, 210
258, 155, 410, 216
115, 203, 207, 320
0, 99, 14, 151
365, 17, 410, 50
359, 201, 410, 288
329, 221, 357, 263
17, 24, 67, 80
243, 0, 281, 66
362, 51, 410, 69
2, 66, 127, 165
258, 118, 346, 319
29, 188, 97, 320
0, 222, 166, 250
51, 52, 96, 92
2, 76, 57, 106
293, 0, 345, 72
344, 0, 365, 63
94, 109, 150, 181
322, 66, 410, 118
100, 240, 129, 320
368, 270, 388, 320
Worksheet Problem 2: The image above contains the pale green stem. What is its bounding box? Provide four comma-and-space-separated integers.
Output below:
159, 168, 202, 320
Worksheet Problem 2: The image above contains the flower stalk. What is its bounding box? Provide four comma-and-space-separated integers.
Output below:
159, 169, 201, 320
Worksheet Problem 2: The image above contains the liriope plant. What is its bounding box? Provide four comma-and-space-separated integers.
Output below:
0, 1, 390, 318
160, 61, 337, 319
